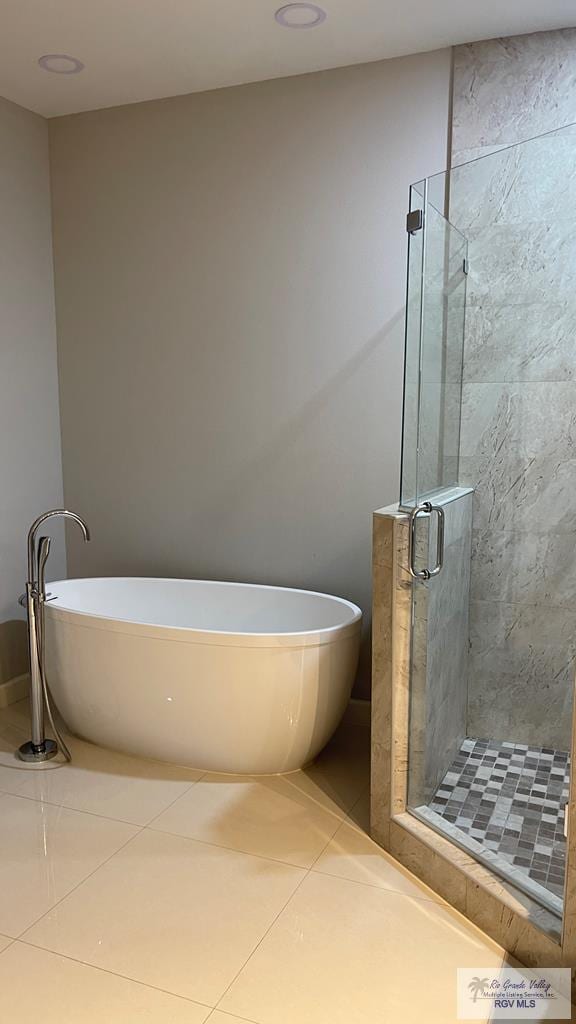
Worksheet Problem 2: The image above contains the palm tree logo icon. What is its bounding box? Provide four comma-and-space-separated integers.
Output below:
468, 977, 490, 1003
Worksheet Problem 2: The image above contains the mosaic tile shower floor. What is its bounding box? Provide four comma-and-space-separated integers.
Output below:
427, 738, 570, 900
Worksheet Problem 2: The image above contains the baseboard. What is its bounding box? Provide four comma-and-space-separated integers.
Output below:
0, 673, 29, 708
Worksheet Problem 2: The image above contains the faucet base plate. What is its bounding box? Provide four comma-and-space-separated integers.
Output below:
17, 739, 58, 763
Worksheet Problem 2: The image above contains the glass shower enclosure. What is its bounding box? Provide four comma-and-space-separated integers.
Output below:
401, 125, 576, 921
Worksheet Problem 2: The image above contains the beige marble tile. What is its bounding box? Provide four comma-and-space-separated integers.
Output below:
23, 827, 305, 1006
208, 1015, 256, 1024
370, 741, 389, 847
465, 880, 564, 969
345, 789, 370, 830
220, 872, 506, 1024
149, 771, 343, 868
0, 942, 210, 1023
372, 513, 394, 568
388, 816, 565, 967
0, 792, 138, 936
295, 720, 370, 817
0, 695, 30, 731
14, 732, 203, 825
0, 936, 11, 953
390, 520, 411, 819
389, 819, 468, 913
313, 800, 442, 902
371, 512, 397, 846
0, 700, 47, 795
371, 558, 392, 741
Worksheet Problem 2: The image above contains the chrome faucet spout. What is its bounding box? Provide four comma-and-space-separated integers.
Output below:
27, 508, 90, 584
18, 509, 91, 765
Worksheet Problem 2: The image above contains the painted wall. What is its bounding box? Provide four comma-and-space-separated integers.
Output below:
0, 95, 65, 685
49, 51, 452, 694
451, 29, 576, 747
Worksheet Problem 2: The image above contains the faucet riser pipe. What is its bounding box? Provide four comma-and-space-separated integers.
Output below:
18, 508, 90, 765
26, 583, 45, 750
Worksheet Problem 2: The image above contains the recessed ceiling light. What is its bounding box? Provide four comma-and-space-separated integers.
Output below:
274, 3, 327, 28
38, 54, 85, 75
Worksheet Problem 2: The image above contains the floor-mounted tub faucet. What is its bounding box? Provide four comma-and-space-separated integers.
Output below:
18, 509, 90, 764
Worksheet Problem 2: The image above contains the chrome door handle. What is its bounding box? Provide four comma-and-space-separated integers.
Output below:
408, 502, 445, 580
428, 503, 445, 578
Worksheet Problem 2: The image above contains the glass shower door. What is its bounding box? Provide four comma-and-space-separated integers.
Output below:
402, 127, 576, 920
401, 183, 470, 823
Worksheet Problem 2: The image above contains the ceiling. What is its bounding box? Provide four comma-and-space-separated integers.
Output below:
1, 0, 575, 119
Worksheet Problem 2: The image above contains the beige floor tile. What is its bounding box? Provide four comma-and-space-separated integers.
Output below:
313, 797, 441, 901
24, 827, 305, 1006
150, 772, 344, 867
0, 793, 138, 936
220, 871, 507, 1024
0, 936, 12, 953
345, 788, 370, 830
292, 729, 370, 818
14, 733, 203, 825
0, 703, 42, 794
0, 700, 202, 823
0, 697, 31, 732
208, 1014, 257, 1023
0, 943, 210, 1022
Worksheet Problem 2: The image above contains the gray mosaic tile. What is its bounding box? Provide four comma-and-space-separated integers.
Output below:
428, 737, 569, 900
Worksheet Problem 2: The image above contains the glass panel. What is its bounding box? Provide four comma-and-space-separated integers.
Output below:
417, 201, 467, 499
403, 122, 576, 925
400, 183, 424, 508
399, 184, 467, 506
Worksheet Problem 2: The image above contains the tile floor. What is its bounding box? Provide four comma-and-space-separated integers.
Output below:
427, 738, 569, 904
0, 699, 514, 1023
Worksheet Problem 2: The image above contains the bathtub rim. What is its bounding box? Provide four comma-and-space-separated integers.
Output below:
44, 577, 362, 650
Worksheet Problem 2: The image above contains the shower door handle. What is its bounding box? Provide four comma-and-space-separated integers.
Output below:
408, 502, 445, 580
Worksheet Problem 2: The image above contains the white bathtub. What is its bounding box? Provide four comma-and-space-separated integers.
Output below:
44, 578, 362, 774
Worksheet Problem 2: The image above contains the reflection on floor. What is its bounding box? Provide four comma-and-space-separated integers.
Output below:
0, 699, 509, 1023
427, 737, 569, 906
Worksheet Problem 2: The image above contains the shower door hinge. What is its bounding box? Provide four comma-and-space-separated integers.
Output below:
462, 257, 469, 275
406, 209, 424, 234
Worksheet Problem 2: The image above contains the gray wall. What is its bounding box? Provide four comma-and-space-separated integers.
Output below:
0, 96, 65, 684
49, 51, 452, 695
451, 29, 576, 747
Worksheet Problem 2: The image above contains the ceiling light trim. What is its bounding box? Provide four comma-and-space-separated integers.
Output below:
38, 53, 85, 75
274, 3, 327, 29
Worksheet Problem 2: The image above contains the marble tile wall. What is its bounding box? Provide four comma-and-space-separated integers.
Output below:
451, 29, 576, 749
371, 509, 573, 972
416, 206, 467, 499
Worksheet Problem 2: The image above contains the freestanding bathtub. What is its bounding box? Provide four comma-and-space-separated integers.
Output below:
44, 578, 362, 774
